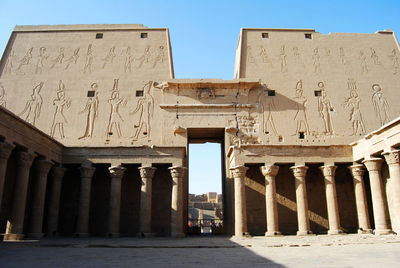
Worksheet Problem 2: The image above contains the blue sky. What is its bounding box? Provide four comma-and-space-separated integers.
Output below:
0, 0, 399, 194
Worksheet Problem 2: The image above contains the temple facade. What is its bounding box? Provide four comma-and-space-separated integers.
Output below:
0, 24, 399, 240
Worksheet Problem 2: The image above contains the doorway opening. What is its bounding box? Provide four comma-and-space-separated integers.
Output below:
187, 128, 226, 235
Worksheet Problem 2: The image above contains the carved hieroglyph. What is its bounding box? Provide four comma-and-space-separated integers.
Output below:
106, 79, 127, 139
131, 81, 154, 141
51, 80, 71, 139
231, 115, 261, 146
293, 80, 310, 136
343, 82, 365, 136
18, 82, 44, 126
317, 82, 335, 135
79, 83, 99, 139
16, 47, 33, 75
371, 84, 390, 126
0, 83, 6, 107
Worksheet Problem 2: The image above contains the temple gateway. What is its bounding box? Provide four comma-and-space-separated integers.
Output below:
0, 24, 400, 240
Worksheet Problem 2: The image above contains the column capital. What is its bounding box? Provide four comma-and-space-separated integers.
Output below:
0, 141, 15, 160
290, 165, 308, 178
362, 158, 384, 172
52, 166, 67, 179
79, 166, 96, 179
320, 165, 337, 177
382, 150, 400, 166
260, 164, 279, 177
109, 166, 126, 179
139, 166, 157, 179
17, 151, 36, 167
349, 164, 365, 178
169, 166, 187, 178
36, 159, 54, 176
230, 166, 248, 179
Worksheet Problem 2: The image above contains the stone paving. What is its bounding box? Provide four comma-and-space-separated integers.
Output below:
0, 234, 400, 267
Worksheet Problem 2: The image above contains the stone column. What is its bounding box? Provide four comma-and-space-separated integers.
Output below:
362, 158, 392, 235
107, 165, 126, 238
28, 160, 54, 238
349, 164, 372, 234
0, 141, 15, 209
169, 166, 187, 237
260, 164, 281, 236
230, 166, 248, 237
320, 165, 343, 235
46, 166, 66, 236
290, 165, 312, 236
138, 166, 157, 237
4, 151, 36, 240
382, 150, 400, 233
75, 165, 95, 237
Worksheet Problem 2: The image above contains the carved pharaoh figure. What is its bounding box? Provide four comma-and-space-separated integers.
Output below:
260, 46, 272, 67
293, 46, 304, 68
102, 46, 116, 69
390, 48, 399, 74
83, 44, 94, 74
371, 84, 389, 126
79, 83, 99, 139
343, 89, 365, 135
51, 80, 71, 139
359, 50, 368, 73
124, 46, 133, 73
50, 47, 65, 69
280, 45, 288, 72
293, 80, 310, 136
370, 48, 381, 65
106, 79, 126, 139
137, 46, 151, 68
65, 48, 80, 70
35, 47, 48, 74
4, 49, 16, 75
247, 46, 255, 63
317, 82, 335, 135
153, 45, 165, 68
312, 48, 321, 73
131, 81, 154, 141
16, 47, 33, 74
18, 82, 44, 126
259, 87, 278, 136
0, 83, 6, 107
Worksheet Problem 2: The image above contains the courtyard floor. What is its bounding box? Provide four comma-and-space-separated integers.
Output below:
0, 234, 399, 267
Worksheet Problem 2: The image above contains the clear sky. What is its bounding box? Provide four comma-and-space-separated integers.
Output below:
0, 0, 399, 194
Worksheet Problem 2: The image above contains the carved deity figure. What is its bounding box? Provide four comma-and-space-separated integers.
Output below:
50, 48, 65, 69
312, 48, 321, 73
153, 45, 165, 68
370, 48, 381, 65
131, 81, 154, 141
18, 82, 44, 126
79, 83, 99, 139
339, 47, 348, 66
280, 45, 288, 72
359, 50, 368, 73
343, 90, 365, 135
4, 50, 16, 75
317, 82, 335, 135
247, 46, 255, 63
51, 81, 71, 138
137, 46, 151, 68
293, 46, 304, 68
293, 80, 310, 136
102, 46, 116, 69
16, 47, 33, 74
260, 46, 272, 67
65, 48, 80, 70
124, 46, 133, 73
106, 79, 126, 139
259, 88, 278, 136
35, 47, 48, 74
83, 44, 94, 74
390, 49, 399, 74
0, 83, 6, 107
371, 84, 389, 126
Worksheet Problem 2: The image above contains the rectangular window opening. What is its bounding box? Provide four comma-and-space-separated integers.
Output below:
267, 90, 275, 96
140, 32, 148, 38
87, 91, 95, 97
299, 132, 305, 139
262, 33, 269, 38
314, 90, 322, 97
305, 33, 312, 39
136, 90, 144, 97
96, 33, 103, 39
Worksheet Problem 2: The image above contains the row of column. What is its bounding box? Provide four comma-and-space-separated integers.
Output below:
230, 150, 400, 237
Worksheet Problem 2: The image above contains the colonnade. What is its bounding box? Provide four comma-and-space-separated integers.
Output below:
230, 150, 400, 237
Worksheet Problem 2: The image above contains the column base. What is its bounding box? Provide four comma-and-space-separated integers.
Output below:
3, 233, 24, 241
28, 232, 44, 239
171, 232, 185, 238
265, 231, 282, 237
374, 229, 392, 235
106, 233, 120, 238
137, 232, 155, 238
358, 228, 373, 234
328, 229, 344, 235
74, 233, 90, 238
233, 232, 251, 238
296, 230, 313, 236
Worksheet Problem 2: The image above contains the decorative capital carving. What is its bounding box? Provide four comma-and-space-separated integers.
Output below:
0, 141, 15, 160
382, 150, 400, 166
139, 166, 157, 179
290, 165, 308, 178
320, 165, 337, 177
35, 159, 54, 177
260, 164, 279, 177
109, 166, 126, 179
17, 151, 36, 168
230, 166, 248, 179
52, 166, 67, 180
362, 158, 384, 172
79, 166, 96, 179
169, 166, 187, 179
348, 164, 365, 178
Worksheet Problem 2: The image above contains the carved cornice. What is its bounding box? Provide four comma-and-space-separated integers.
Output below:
290, 165, 308, 178
382, 150, 400, 166
348, 164, 365, 178
0, 141, 15, 160
230, 166, 248, 179
362, 158, 384, 172
139, 166, 157, 179
260, 164, 279, 177
109, 166, 126, 179
169, 166, 187, 179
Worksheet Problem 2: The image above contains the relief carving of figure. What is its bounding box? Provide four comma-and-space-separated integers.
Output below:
124, 46, 133, 73
359, 50, 368, 73
137, 46, 151, 68
79, 83, 99, 139
83, 44, 94, 74
370, 48, 381, 65
317, 82, 335, 135
260, 46, 272, 67
51, 80, 71, 139
106, 79, 127, 139
50, 47, 65, 69
102, 46, 116, 69
4, 50, 16, 75
153, 45, 165, 68
35, 47, 48, 74
312, 48, 321, 73
280, 45, 288, 72
131, 81, 154, 141
247, 46, 255, 63
371, 84, 389, 126
343, 89, 365, 135
0, 83, 6, 107
16, 47, 33, 74
390, 49, 399, 74
293, 46, 304, 68
18, 82, 44, 126
339, 47, 348, 66
293, 80, 310, 136
259, 87, 278, 136
65, 48, 80, 70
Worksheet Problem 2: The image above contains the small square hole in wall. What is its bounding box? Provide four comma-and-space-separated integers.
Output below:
267, 90, 275, 96
87, 91, 95, 97
278, 136, 283, 142
140, 32, 148, 38
96, 33, 103, 39
136, 90, 144, 97
305, 33, 312, 39
262, 33, 269, 38
299, 132, 305, 139
314, 90, 322, 97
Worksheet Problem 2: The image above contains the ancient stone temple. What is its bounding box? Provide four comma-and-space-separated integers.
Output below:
0, 24, 399, 240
